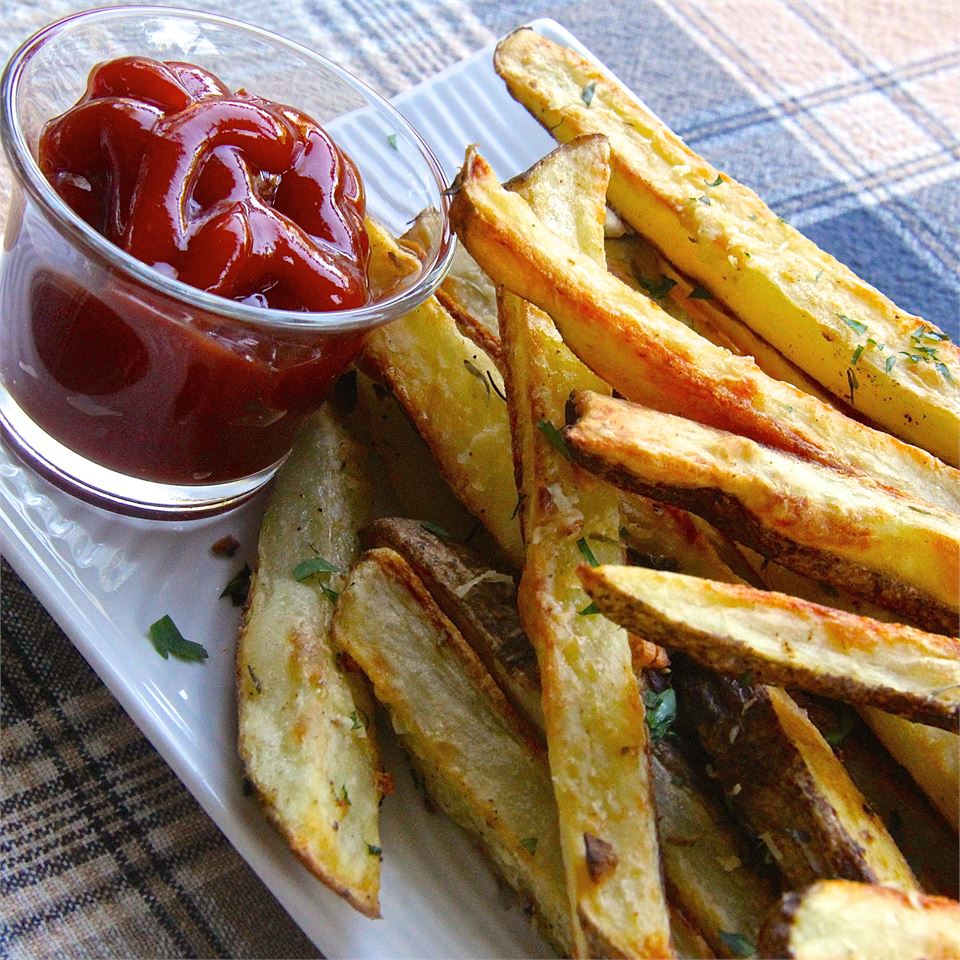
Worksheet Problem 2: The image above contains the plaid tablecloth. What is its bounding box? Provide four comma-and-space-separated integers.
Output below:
2, 1, 958, 956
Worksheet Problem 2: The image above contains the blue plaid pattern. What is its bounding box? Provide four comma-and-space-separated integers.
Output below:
2, 1, 957, 956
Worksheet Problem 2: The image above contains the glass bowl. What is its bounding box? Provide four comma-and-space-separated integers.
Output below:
0, 5, 455, 518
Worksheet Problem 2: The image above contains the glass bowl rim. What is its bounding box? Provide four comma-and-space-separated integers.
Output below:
0, 4, 457, 333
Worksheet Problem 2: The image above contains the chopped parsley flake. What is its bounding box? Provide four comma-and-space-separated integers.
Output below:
576, 537, 600, 567
349, 708, 368, 731
839, 314, 868, 335
148, 614, 208, 662
638, 274, 677, 300
705, 174, 724, 187
538, 420, 573, 460
578, 601, 601, 616
824, 709, 856, 747
293, 556, 340, 581
643, 688, 676, 742
320, 584, 340, 605
386, 132, 398, 150
220, 563, 251, 607
846, 367, 858, 404
580, 80, 597, 106
421, 521, 451, 540
366, 843, 382, 857
885, 355, 897, 373
688, 284, 713, 300
718, 930, 756, 958
936, 361, 954, 384
520, 836, 539, 854
851, 344, 865, 365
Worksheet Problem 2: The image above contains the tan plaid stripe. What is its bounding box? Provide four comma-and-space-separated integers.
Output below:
2, 0, 958, 957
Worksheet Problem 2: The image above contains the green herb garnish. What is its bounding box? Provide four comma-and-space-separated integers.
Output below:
576, 537, 600, 567
638, 275, 677, 300
293, 556, 340, 581
421, 521, 451, 540
846, 367, 858, 403
824, 709, 856, 747
936, 361, 954, 384
705, 174, 724, 187
386, 132, 398, 150
578, 602, 601, 616
520, 836, 538, 854
538, 420, 573, 460
851, 344, 864, 365
148, 614, 208, 662
688, 284, 713, 300
349, 708, 368, 731
220, 563, 251, 607
320, 584, 340, 605
839, 314, 868, 335
366, 843, 382, 857
885, 355, 897, 373
718, 930, 756, 958
643, 688, 676, 743
580, 80, 597, 106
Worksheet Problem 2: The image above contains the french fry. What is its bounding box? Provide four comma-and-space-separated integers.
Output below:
358, 272, 522, 568
330, 548, 570, 952
860, 709, 960, 833
493, 28, 960, 465
793, 693, 958, 897
564, 390, 960, 635
448, 147, 960, 513
354, 373, 481, 542
360, 517, 542, 732
500, 135, 673, 958
237, 403, 391, 918
675, 666, 918, 891
758, 881, 960, 960
578, 565, 960, 729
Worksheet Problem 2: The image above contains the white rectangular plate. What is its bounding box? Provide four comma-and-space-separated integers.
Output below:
0, 19, 626, 959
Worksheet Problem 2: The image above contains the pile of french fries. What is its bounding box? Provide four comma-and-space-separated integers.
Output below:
236, 28, 960, 960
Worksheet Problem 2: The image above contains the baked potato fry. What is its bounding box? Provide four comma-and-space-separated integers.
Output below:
237, 404, 390, 918
564, 391, 960, 635
676, 667, 918, 891
860, 709, 960, 832
358, 279, 522, 568
793, 693, 958, 897
448, 147, 960, 513
578, 565, 960, 729
359, 517, 542, 731
758, 880, 960, 960
501, 135, 673, 958
493, 28, 960, 464
330, 547, 570, 953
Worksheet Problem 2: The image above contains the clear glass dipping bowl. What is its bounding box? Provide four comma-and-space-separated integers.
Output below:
0, 5, 454, 518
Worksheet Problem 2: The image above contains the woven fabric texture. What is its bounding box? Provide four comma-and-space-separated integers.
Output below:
2, 1, 958, 956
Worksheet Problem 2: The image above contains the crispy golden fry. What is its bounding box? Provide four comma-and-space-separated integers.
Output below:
448, 147, 960, 513
359, 517, 542, 731
330, 548, 570, 952
794, 693, 958, 898
759, 881, 960, 960
354, 373, 481, 542
358, 286, 522, 568
676, 667, 918, 891
741, 549, 960, 837
578, 565, 960, 729
493, 28, 960, 464
370, 518, 774, 956
564, 391, 960, 635
860, 709, 960, 832
605, 233, 836, 406
237, 404, 392, 918
500, 135, 672, 958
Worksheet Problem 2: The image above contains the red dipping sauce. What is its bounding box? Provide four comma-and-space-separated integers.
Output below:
3, 57, 370, 485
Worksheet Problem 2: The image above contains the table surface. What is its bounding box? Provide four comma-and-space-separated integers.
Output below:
2, 1, 958, 956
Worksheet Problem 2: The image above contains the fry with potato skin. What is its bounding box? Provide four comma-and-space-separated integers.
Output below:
758, 880, 960, 960
448, 146, 960, 514
578, 565, 960, 729
563, 390, 960, 635
675, 666, 918, 891
237, 405, 389, 918
501, 135, 673, 958
493, 28, 960, 465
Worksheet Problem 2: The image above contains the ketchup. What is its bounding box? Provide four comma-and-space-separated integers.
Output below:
3, 58, 372, 486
